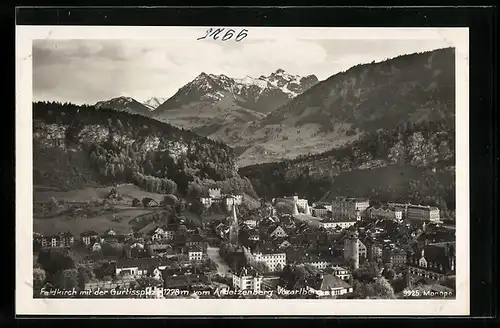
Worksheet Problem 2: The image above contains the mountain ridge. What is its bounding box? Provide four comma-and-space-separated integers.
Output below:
95, 96, 153, 116
217, 47, 455, 166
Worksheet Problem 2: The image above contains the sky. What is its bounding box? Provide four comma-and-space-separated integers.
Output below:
33, 38, 451, 105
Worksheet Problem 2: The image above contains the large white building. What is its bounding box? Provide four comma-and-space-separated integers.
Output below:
319, 217, 357, 230
368, 205, 403, 222
332, 197, 370, 219
407, 205, 440, 222
232, 267, 263, 292
387, 202, 441, 222
253, 251, 287, 272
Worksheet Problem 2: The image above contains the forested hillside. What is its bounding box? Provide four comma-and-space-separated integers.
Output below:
33, 102, 238, 194
239, 118, 455, 214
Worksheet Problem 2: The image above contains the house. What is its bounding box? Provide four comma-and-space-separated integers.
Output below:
248, 230, 260, 241
331, 197, 370, 219
269, 226, 288, 239
363, 238, 383, 262
105, 228, 116, 236
325, 266, 351, 282
243, 218, 258, 228
91, 242, 102, 252
368, 205, 403, 222
387, 202, 440, 222
224, 195, 243, 209
253, 250, 287, 272
319, 217, 356, 230
149, 243, 173, 256
232, 267, 263, 292
115, 258, 169, 278
187, 245, 203, 261
208, 188, 222, 199
278, 196, 309, 211
129, 241, 145, 250
278, 240, 292, 249
406, 205, 440, 222
407, 242, 455, 283
59, 232, 75, 247
80, 230, 99, 245
312, 205, 329, 218
302, 274, 354, 297
382, 246, 407, 266
306, 260, 332, 271
142, 198, 159, 208
186, 234, 206, 250
150, 227, 175, 242
200, 197, 213, 208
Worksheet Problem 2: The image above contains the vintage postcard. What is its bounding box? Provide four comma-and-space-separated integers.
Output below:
16, 25, 469, 316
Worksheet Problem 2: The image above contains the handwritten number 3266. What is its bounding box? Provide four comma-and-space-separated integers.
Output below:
197, 28, 248, 42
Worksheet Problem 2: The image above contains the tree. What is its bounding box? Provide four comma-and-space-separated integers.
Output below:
33, 268, 46, 297
101, 242, 124, 257
38, 248, 76, 278
190, 200, 205, 216
175, 200, 186, 215
57, 268, 79, 291
133, 277, 163, 289
275, 202, 293, 214
187, 182, 203, 200
77, 264, 96, 289
352, 261, 381, 282
164, 194, 179, 207
254, 261, 270, 274
131, 198, 142, 207
353, 277, 396, 299
382, 263, 396, 280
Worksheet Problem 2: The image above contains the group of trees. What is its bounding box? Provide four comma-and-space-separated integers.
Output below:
351, 261, 396, 299
131, 172, 177, 194
278, 264, 321, 290
34, 248, 99, 297
33, 101, 237, 193
241, 246, 270, 274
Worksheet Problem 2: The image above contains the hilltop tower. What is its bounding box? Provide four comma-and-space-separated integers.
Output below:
344, 230, 359, 270
292, 201, 299, 216
229, 204, 239, 245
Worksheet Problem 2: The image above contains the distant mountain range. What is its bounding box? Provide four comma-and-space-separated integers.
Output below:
217, 47, 456, 166
149, 69, 318, 135
90, 47, 455, 167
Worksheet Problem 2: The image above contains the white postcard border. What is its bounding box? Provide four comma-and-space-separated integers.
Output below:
16, 26, 469, 316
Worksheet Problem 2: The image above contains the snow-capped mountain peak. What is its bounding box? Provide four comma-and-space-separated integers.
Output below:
142, 97, 167, 110
155, 69, 319, 115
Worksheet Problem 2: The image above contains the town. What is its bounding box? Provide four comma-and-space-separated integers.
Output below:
33, 187, 456, 299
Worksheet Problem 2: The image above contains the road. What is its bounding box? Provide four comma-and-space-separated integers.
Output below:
206, 246, 231, 275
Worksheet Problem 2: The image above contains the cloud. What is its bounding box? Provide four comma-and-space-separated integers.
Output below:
33, 38, 449, 104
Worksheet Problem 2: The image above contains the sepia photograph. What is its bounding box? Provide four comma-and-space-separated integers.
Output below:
16, 25, 470, 316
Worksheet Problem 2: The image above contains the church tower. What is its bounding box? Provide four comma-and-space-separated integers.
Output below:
343, 230, 359, 270
229, 204, 239, 245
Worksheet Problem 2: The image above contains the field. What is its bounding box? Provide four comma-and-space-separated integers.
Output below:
33, 183, 165, 204
33, 209, 157, 236
33, 184, 167, 236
